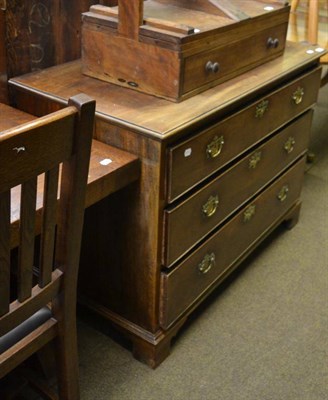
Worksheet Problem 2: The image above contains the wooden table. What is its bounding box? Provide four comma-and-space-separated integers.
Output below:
0, 104, 140, 248
9, 41, 324, 367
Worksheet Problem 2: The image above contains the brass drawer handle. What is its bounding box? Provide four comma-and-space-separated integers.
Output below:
205, 61, 220, 74
249, 151, 262, 169
202, 195, 219, 218
292, 87, 305, 105
255, 100, 269, 119
284, 137, 296, 154
198, 253, 215, 274
267, 37, 280, 49
206, 135, 224, 158
243, 204, 256, 223
277, 185, 289, 202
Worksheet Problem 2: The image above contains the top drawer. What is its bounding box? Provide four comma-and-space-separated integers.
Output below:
167, 67, 321, 203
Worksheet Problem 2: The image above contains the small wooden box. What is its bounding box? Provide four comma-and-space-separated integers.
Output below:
81, 0, 290, 102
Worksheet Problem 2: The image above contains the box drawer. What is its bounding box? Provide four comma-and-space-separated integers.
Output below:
183, 23, 288, 94
163, 111, 312, 267
167, 67, 321, 202
160, 157, 306, 329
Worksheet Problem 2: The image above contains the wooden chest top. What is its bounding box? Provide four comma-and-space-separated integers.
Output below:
11, 42, 324, 139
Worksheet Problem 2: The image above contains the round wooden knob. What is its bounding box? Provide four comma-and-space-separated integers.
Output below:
205, 61, 220, 73
267, 37, 279, 49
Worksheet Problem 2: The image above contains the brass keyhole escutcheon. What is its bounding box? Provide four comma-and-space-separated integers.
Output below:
277, 185, 289, 202
206, 135, 224, 159
255, 100, 269, 119
292, 87, 305, 105
249, 151, 262, 169
202, 195, 219, 218
198, 253, 216, 274
284, 137, 296, 154
243, 204, 256, 223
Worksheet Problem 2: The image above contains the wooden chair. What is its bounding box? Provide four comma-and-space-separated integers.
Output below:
290, 0, 328, 84
290, 0, 320, 44
0, 94, 95, 399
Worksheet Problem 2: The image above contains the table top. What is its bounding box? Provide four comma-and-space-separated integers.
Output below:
0, 103, 35, 129
0, 104, 140, 247
9, 42, 324, 140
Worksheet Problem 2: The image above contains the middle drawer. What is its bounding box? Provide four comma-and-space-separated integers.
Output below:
162, 111, 312, 267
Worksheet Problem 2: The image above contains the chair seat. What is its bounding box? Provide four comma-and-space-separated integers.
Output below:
0, 307, 52, 354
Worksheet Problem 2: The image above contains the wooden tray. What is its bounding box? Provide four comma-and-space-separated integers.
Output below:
82, 1, 290, 102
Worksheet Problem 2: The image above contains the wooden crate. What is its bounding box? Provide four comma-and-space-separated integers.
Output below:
82, 0, 290, 102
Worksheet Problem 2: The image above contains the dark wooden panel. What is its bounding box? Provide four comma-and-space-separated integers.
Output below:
0, 8, 8, 103
4, 0, 98, 80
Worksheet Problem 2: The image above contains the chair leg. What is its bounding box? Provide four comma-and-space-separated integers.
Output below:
290, 0, 300, 13
55, 316, 80, 400
36, 342, 57, 381
308, 0, 319, 44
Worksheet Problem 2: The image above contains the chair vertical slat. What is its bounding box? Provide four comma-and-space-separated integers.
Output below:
0, 191, 11, 316
39, 167, 59, 288
18, 177, 37, 302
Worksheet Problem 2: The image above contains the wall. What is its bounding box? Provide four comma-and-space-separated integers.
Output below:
1, 0, 104, 102
0, 6, 8, 103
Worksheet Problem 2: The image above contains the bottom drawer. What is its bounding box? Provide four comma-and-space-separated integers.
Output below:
160, 157, 306, 329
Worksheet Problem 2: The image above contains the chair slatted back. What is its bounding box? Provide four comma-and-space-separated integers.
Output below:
0, 94, 95, 393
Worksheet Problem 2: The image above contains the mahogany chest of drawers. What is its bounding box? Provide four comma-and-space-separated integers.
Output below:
10, 42, 323, 368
